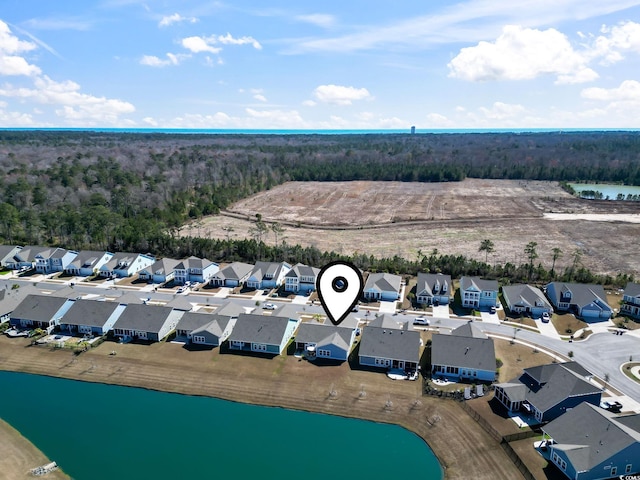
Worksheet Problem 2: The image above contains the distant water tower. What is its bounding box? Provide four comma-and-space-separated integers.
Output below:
410, 125, 416, 134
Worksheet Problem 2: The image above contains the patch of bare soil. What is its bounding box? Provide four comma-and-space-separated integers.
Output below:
183, 179, 640, 277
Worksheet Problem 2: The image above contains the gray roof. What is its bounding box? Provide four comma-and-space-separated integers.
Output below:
228, 313, 295, 345
164, 296, 193, 311
295, 322, 354, 350
494, 382, 528, 402
177, 311, 214, 331
364, 272, 402, 293
543, 403, 640, 473
431, 325, 495, 371
103, 252, 153, 271
146, 258, 181, 275
546, 282, 610, 310
10, 294, 70, 322
416, 273, 451, 296
520, 362, 601, 413
115, 293, 145, 305
359, 325, 420, 363
460, 276, 499, 292
368, 314, 404, 329
50, 247, 74, 260
113, 304, 178, 333
59, 299, 120, 327
285, 263, 319, 280
213, 262, 254, 282
17, 245, 53, 263
67, 250, 112, 269
502, 284, 552, 310
175, 256, 216, 270
214, 301, 248, 318
624, 282, 640, 298
191, 315, 232, 338
249, 261, 290, 281
0, 245, 21, 263
0, 284, 40, 314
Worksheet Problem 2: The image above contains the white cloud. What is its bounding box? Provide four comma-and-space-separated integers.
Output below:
581, 80, 640, 101
590, 21, 640, 64
0, 76, 135, 125
142, 116, 158, 126
245, 108, 305, 126
140, 53, 189, 67
167, 112, 233, 128
181, 36, 222, 54
302, 100, 317, 107
425, 113, 454, 127
312, 84, 371, 105
0, 55, 41, 76
24, 17, 92, 31
295, 14, 336, 28
249, 88, 267, 102
181, 33, 262, 54
448, 25, 597, 84
0, 20, 41, 76
159, 13, 198, 27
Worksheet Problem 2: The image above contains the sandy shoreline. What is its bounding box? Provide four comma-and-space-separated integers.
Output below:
0, 337, 527, 480
0, 418, 70, 480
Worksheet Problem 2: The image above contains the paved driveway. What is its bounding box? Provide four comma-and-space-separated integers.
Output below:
432, 304, 450, 318
535, 318, 561, 339
378, 301, 397, 314
480, 310, 500, 324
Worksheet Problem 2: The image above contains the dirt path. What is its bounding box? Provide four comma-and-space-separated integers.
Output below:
0, 337, 525, 480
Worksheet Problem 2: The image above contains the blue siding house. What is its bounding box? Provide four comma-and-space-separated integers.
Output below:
542, 402, 640, 480
58, 299, 126, 336
245, 262, 291, 290
460, 276, 499, 310
358, 322, 421, 372
284, 263, 320, 294
173, 256, 219, 285
228, 313, 299, 355
545, 282, 612, 321
295, 322, 356, 361
494, 361, 601, 424
138, 258, 181, 284
620, 282, 640, 320
10, 294, 75, 332
210, 262, 254, 288
501, 284, 553, 318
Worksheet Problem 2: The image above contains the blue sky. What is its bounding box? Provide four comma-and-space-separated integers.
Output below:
1, 0, 640, 129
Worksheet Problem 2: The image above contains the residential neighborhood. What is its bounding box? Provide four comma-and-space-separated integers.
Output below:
1, 242, 639, 480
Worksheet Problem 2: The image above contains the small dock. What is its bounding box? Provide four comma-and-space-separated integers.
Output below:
31, 461, 58, 476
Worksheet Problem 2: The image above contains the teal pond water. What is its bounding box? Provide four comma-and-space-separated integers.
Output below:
0, 371, 442, 479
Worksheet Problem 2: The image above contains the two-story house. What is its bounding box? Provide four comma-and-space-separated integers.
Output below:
621, 282, 640, 320
138, 258, 181, 284
209, 262, 254, 288
245, 262, 291, 290
173, 256, 219, 285
415, 273, 452, 306
64, 250, 113, 277
34, 248, 78, 274
284, 263, 320, 294
460, 276, 499, 310
545, 282, 612, 321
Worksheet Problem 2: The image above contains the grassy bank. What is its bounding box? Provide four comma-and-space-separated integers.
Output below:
0, 335, 529, 480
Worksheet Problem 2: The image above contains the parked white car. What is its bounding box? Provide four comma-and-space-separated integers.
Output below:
262, 303, 277, 310
413, 317, 430, 325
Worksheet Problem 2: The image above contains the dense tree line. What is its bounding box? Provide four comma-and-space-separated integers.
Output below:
1, 130, 640, 287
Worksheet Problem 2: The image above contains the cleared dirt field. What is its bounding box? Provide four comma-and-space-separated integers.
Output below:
182, 179, 640, 276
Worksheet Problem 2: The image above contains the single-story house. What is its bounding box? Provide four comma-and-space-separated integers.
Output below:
363, 272, 402, 302
173, 256, 219, 285
177, 312, 237, 346
245, 262, 291, 290
64, 250, 113, 277
542, 402, 640, 480
620, 282, 640, 320
34, 247, 78, 274
358, 323, 421, 371
9, 294, 75, 332
138, 258, 181, 284
501, 284, 553, 318
545, 282, 613, 321
58, 299, 126, 336
99, 252, 156, 278
295, 322, 356, 361
459, 276, 499, 310
431, 322, 496, 382
0, 245, 22, 268
228, 313, 299, 355
415, 273, 452, 305
112, 304, 183, 342
209, 262, 254, 288
494, 361, 601, 423
284, 263, 320, 294
0, 284, 40, 323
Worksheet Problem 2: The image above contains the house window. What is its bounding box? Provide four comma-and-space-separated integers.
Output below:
626, 465, 633, 474
230, 340, 244, 349
317, 349, 331, 357
252, 343, 267, 352
611, 467, 617, 476
192, 335, 206, 344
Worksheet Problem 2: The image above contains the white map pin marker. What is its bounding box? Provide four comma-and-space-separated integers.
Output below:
316, 261, 363, 326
